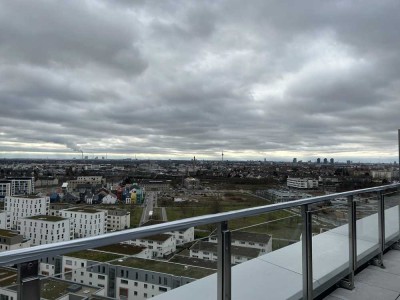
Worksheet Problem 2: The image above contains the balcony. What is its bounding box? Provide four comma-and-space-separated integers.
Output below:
0, 184, 399, 299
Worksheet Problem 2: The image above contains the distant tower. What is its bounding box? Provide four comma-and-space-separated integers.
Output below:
330, 158, 334, 164
222, 151, 224, 162
317, 158, 321, 164
293, 158, 297, 163
323, 158, 328, 164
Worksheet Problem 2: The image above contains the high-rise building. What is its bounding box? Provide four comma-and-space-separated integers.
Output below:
293, 158, 297, 163
317, 158, 321, 164
330, 158, 334, 164
323, 158, 328, 164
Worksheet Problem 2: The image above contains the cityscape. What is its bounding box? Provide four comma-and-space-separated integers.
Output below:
0, 157, 398, 299
1, 0, 400, 299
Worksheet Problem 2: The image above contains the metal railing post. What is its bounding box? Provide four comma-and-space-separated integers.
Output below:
372, 191, 385, 268
17, 260, 40, 300
302, 204, 313, 300
339, 195, 356, 289
218, 221, 231, 300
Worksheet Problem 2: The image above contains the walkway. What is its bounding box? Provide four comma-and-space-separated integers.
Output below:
326, 250, 400, 300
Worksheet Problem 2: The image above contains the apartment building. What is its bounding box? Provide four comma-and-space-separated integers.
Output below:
0, 181, 11, 198
0, 229, 30, 252
0, 211, 10, 229
208, 231, 272, 254
6, 177, 35, 195
127, 234, 176, 258
18, 215, 72, 246
287, 177, 319, 189
59, 208, 107, 238
58, 252, 213, 300
142, 220, 194, 245
107, 209, 130, 231
5, 195, 50, 229
190, 241, 262, 264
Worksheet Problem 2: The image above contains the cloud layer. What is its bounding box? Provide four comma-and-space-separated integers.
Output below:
1, 0, 399, 161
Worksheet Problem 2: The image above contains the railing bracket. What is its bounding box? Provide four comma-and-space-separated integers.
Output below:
371, 257, 385, 269
337, 279, 354, 290
391, 242, 400, 251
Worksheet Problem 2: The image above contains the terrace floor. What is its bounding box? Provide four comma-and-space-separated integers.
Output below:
326, 250, 400, 300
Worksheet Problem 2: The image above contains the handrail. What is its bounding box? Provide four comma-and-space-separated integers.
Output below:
0, 183, 398, 266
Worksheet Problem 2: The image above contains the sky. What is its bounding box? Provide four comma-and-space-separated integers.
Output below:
0, 0, 400, 162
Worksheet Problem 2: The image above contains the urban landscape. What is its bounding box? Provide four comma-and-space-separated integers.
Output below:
0, 157, 398, 299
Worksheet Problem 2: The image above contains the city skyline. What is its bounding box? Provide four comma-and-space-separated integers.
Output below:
1, 1, 400, 161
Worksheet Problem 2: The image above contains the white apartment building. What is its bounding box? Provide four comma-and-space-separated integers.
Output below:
0, 229, 30, 252
208, 231, 272, 254
287, 177, 319, 189
142, 220, 194, 245
67, 176, 105, 191
59, 208, 107, 238
0, 211, 11, 229
190, 241, 261, 264
0, 181, 11, 198
58, 254, 208, 300
127, 234, 176, 258
19, 215, 72, 246
107, 209, 130, 231
5, 195, 50, 229
7, 177, 35, 195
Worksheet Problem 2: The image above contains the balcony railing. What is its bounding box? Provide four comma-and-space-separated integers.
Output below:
0, 183, 399, 300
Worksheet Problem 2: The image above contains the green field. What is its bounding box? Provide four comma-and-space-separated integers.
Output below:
164, 192, 303, 241
130, 207, 143, 227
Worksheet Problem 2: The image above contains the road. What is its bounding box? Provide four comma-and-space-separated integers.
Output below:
139, 191, 157, 225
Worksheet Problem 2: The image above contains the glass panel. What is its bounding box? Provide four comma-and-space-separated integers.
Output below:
355, 192, 380, 264
311, 199, 350, 290
383, 188, 400, 245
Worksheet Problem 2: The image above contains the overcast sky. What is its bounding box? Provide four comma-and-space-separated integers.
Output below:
0, 0, 399, 161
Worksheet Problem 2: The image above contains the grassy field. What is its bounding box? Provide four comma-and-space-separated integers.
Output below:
164, 191, 303, 241
130, 207, 143, 227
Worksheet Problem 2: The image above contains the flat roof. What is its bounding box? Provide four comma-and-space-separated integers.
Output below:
0, 268, 17, 287
65, 207, 101, 214
113, 257, 215, 279
95, 244, 145, 256
27, 215, 66, 222
231, 231, 271, 244
65, 250, 123, 262
8, 195, 47, 199
0, 229, 20, 238
191, 241, 260, 258
170, 255, 218, 270
139, 233, 172, 242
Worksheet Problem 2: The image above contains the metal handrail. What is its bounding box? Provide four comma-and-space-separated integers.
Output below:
0, 183, 398, 266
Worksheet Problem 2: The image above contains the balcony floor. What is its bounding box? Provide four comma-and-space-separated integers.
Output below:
326, 250, 400, 300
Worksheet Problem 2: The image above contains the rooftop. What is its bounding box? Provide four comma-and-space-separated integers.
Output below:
65, 250, 123, 262
26, 215, 66, 222
95, 244, 145, 256
0, 268, 17, 287
0, 229, 19, 238
139, 233, 173, 242
191, 241, 261, 258
113, 257, 216, 279
231, 231, 271, 244
64, 207, 101, 214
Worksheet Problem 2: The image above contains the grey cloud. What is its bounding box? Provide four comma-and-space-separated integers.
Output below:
1, 0, 400, 160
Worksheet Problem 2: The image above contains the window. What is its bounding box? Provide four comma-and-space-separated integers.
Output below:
98, 275, 105, 280
144, 284, 148, 288
134, 282, 138, 286
119, 287, 129, 297
159, 287, 168, 292
121, 279, 128, 284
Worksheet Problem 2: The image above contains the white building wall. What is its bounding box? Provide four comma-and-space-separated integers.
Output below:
107, 213, 130, 231
5, 196, 50, 229
60, 209, 107, 238
19, 217, 71, 246
128, 236, 176, 258
0, 211, 11, 229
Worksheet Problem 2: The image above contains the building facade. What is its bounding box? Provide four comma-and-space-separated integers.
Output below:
59, 208, 107, 238
5, 195, 50, 229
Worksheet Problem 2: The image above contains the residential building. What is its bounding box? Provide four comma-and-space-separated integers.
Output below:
58, 252, 213, 300
5, 195, 50, 229
0, 211, 10, 229
142, 220, 194, 245
0, 181, 11, 199
189, 241, 261, 264
59, 208, 107, 238
0, 229, 30, 252
107, 209, 130, 231
6, 177, 35, 195
287, 177, 319, 189
18, 215, 72, 246
208, 231, 272, 254
183, 177, 200, 189
127, 234, 176, 258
